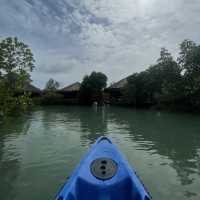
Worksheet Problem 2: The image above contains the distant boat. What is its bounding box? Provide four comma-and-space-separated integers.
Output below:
55, 137, 151, 200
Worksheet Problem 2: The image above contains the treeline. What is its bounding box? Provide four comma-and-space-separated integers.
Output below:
0, 37, 35, 115
1, 36, 200, 116
41, 72, 108, 105
122, 40, 200, 112
79, 72, 107, 105
40, 78, 63, 105
0, 36, 107, 115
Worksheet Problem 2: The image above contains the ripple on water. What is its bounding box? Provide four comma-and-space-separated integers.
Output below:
1, 106, 200, 200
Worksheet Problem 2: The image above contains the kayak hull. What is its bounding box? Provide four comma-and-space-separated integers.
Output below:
55, 137, 151, 200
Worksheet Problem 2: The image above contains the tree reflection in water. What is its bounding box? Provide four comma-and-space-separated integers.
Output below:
1, 106, 200, 200
107, 108, 200, 191
0, 114, 31, 200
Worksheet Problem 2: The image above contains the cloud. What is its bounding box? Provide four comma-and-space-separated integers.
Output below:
1, 0, 200, 88
36, 50, 87, 75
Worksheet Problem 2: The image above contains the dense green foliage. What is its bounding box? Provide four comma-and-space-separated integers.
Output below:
0, 37, 35, 115
40, 92, 64, 105
1, 36, 200, 113
41, 78, 63, 105
123, 40, 200, 111
80, 72, 107, 105
44, 78, 59, 92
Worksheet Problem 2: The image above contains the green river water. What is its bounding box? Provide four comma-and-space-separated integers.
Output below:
0, 106, 200, 200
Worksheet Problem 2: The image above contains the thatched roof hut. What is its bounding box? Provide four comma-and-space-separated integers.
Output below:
108, 78, 128, 89
60, 82, 81, 92
23, 84, 42, 97
59, 82, 81, 102
104, 77, 129, 104
24, 84, 41, 93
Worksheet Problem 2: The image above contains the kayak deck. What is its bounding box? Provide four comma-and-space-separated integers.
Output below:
55, 137, 151, 200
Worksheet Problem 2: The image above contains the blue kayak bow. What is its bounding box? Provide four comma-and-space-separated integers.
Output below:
55, 136, 152, 200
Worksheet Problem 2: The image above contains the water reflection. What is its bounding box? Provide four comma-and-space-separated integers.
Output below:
79, 106, 108, 145
75, 106, 200, 198
0, 106, 200, 200
0, 115, 31, 200
107, 107, 200, 188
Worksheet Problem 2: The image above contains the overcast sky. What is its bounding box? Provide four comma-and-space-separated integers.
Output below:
0, 0, 200, 88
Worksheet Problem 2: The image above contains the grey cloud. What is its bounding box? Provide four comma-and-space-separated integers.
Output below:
1, 0, 200, 88
35, 51, 84, 75
88, 14, 112, 26
39, 64, 74, 74
25, 0, 75, 19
